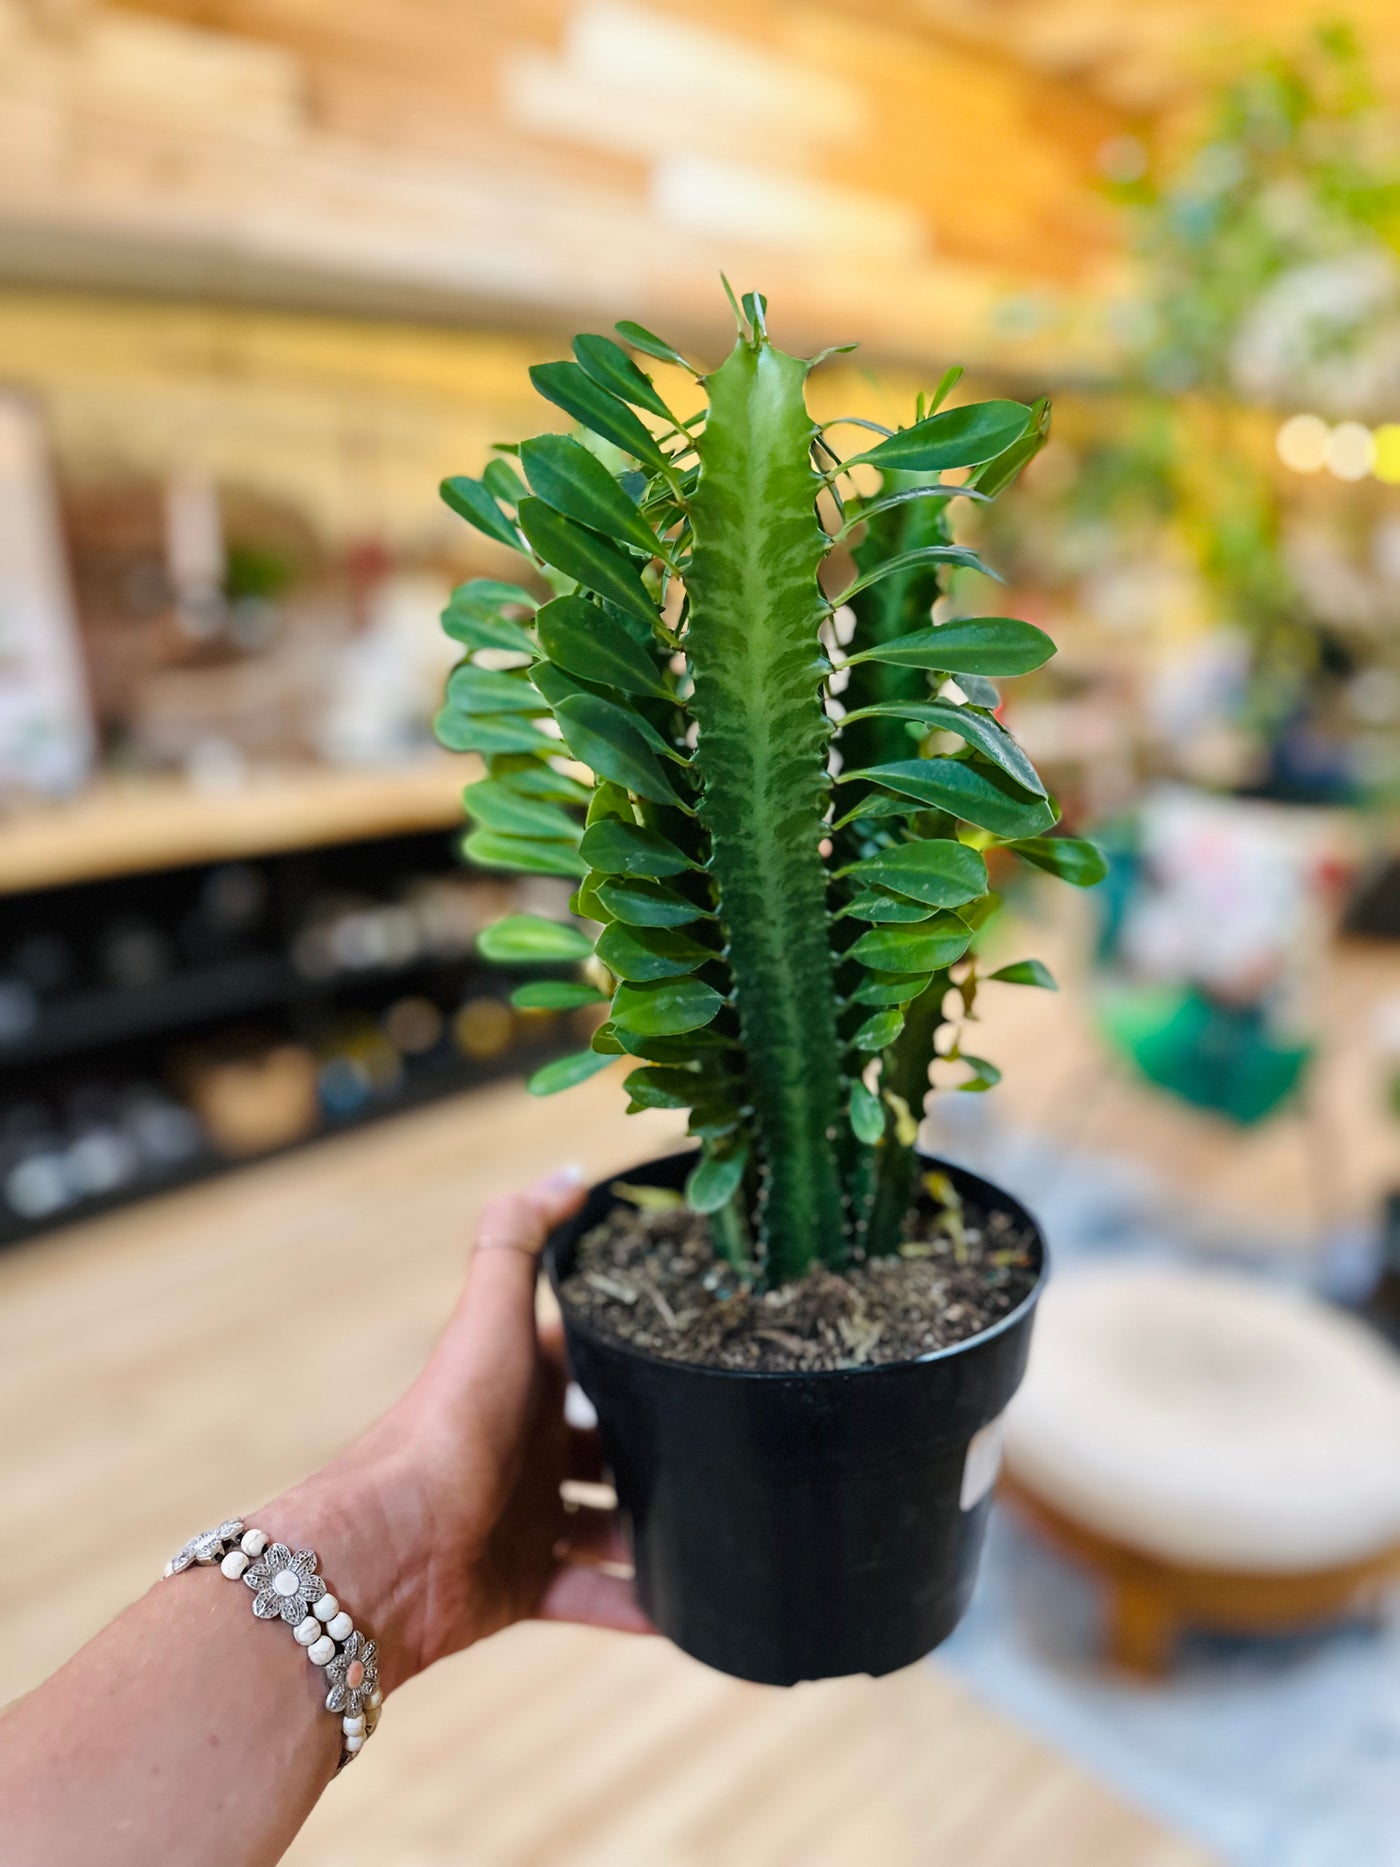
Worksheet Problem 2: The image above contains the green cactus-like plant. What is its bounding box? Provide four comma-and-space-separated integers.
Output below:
436, 291, 1101, 1287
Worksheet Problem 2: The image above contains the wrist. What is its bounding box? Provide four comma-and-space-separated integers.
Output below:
256, 1449, 434, 1696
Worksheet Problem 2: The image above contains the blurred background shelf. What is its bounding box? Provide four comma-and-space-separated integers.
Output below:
0, 762, 469, 895
0, 799, 576, 1249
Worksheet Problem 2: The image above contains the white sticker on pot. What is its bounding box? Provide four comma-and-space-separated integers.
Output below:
959, 1413, 1006, 1511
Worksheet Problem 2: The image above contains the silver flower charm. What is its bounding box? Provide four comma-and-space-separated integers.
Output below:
242, 1542, 323, 1624
324, 1631, 379, 1716
165, 1520, 244, 1577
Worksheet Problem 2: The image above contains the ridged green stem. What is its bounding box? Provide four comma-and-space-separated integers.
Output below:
685, 335, 846, 1279
867, 970, 948, 1254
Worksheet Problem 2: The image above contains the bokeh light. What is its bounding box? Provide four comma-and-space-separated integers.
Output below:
1276, 412, 1330, 472
1325, 420, 1377, 481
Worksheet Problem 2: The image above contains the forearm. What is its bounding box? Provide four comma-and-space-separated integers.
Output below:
0, 1170, 632, 1867
0, 1474, 419, 1867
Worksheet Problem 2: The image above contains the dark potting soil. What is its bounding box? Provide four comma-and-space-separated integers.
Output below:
559, 1192, 1037, 1372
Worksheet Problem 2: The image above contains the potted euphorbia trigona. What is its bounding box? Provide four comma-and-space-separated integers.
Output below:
434, 289, 1104, 1684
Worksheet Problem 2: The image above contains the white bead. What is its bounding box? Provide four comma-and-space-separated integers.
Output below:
312, 1593, 338, 1623
307, 1635, 336, 1666
325, 1611, 353, 1642
367, 1687, 382, 1710
343, 1732, 364, 1755
241, 1529, 268, 1558
272, 1568, 300, 1598
342, 1713, 365, 1735
220, 1550, 250, 1580
293, 1616, 321, 1646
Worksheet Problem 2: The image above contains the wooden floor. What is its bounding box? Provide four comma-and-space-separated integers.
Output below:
0, 1072, 1213, 1867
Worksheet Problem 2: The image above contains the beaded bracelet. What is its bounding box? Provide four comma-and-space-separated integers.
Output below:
164, 1519, 382, 1769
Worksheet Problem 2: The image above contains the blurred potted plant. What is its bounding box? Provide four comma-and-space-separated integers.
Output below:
435, 290, 1103, 1683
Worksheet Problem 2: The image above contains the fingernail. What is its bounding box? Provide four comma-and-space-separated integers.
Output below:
540, 1164, 585, 1192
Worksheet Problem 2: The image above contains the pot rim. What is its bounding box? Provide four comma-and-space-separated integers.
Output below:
544, 1147, 1049, 1383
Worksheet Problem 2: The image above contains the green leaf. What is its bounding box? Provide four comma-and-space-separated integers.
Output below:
688, 1108, 740, 1140
570, 873, 613, 924
445, 665, 544, 714
849, 839, 988, 908
958, 675, 1000, 707
595, 876, 706, 927
478, 915, 593, 963
853, 1008, 904, 1051
517, 499, 658, 629
840, 698, 1045, 796
511, 980, 607, 1010
845, 616, 1055, 677
526, 1050, 614, 1095
623, 1066, 705, 1110
595, 921, 713, 981
482, 457, 528, 507
535, 594, 668, 698
988, 958, 1057, 989
461, 779, 579, 841
521, 434, 667, 560
613, 1027, 727, 1062
612, 976, 724, 1036
1009, 836, 1108, 887
845, 890, 936, 923
610, 1178, 686, 1211
440, 608, 536, 656
836, 792, 915, 827
498, 763, 592, 804
686, 1144, 749, 1215
579, 817, 695, 877
927, 365, 964, 413
440, 475, 523, 551
849, 971, 932, 1006
528, 361, 668, 470
448, 577, 539, 615
840, 544, 1000, 601
843, 758, 1057, 838
463, 830, 588, 879
972, 396, 1051, 498
849, 1078, 886, 1143
433, 708, 557, 757
958, 891, 1002, 931
741, 290, 768, 334
956, 1054, 1002, 1093
573, 333, 674, 422
441, 579, 538, 653
615, 319, 694, 371
586, 778, 635, 823
849, 400, 1031, 473
554, 693, 687, 807
850, 915, 973, 972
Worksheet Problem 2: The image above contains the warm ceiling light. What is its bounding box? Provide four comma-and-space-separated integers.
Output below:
1326, 421, 1376, 482
1276, 413, 1329, 473
1373, 424, 1400, 485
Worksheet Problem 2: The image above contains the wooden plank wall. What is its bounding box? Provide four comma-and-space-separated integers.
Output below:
0, 0, 1132, 364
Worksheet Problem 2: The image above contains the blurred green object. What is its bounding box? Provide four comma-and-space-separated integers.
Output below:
1096, 983, 1312, 1125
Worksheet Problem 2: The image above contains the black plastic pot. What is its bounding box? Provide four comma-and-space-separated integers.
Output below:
544, 1149, 1047, 1686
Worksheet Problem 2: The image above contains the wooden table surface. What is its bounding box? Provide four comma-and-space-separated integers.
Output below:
0, 1076, 1211, 1867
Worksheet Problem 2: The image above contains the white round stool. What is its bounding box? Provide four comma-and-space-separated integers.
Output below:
1002, 1262, 1400, 1672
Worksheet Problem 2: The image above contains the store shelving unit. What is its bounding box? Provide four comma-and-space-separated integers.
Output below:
0, 763, 577, 1245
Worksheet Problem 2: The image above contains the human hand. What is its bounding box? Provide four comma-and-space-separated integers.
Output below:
259, 1168, 650, 1694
